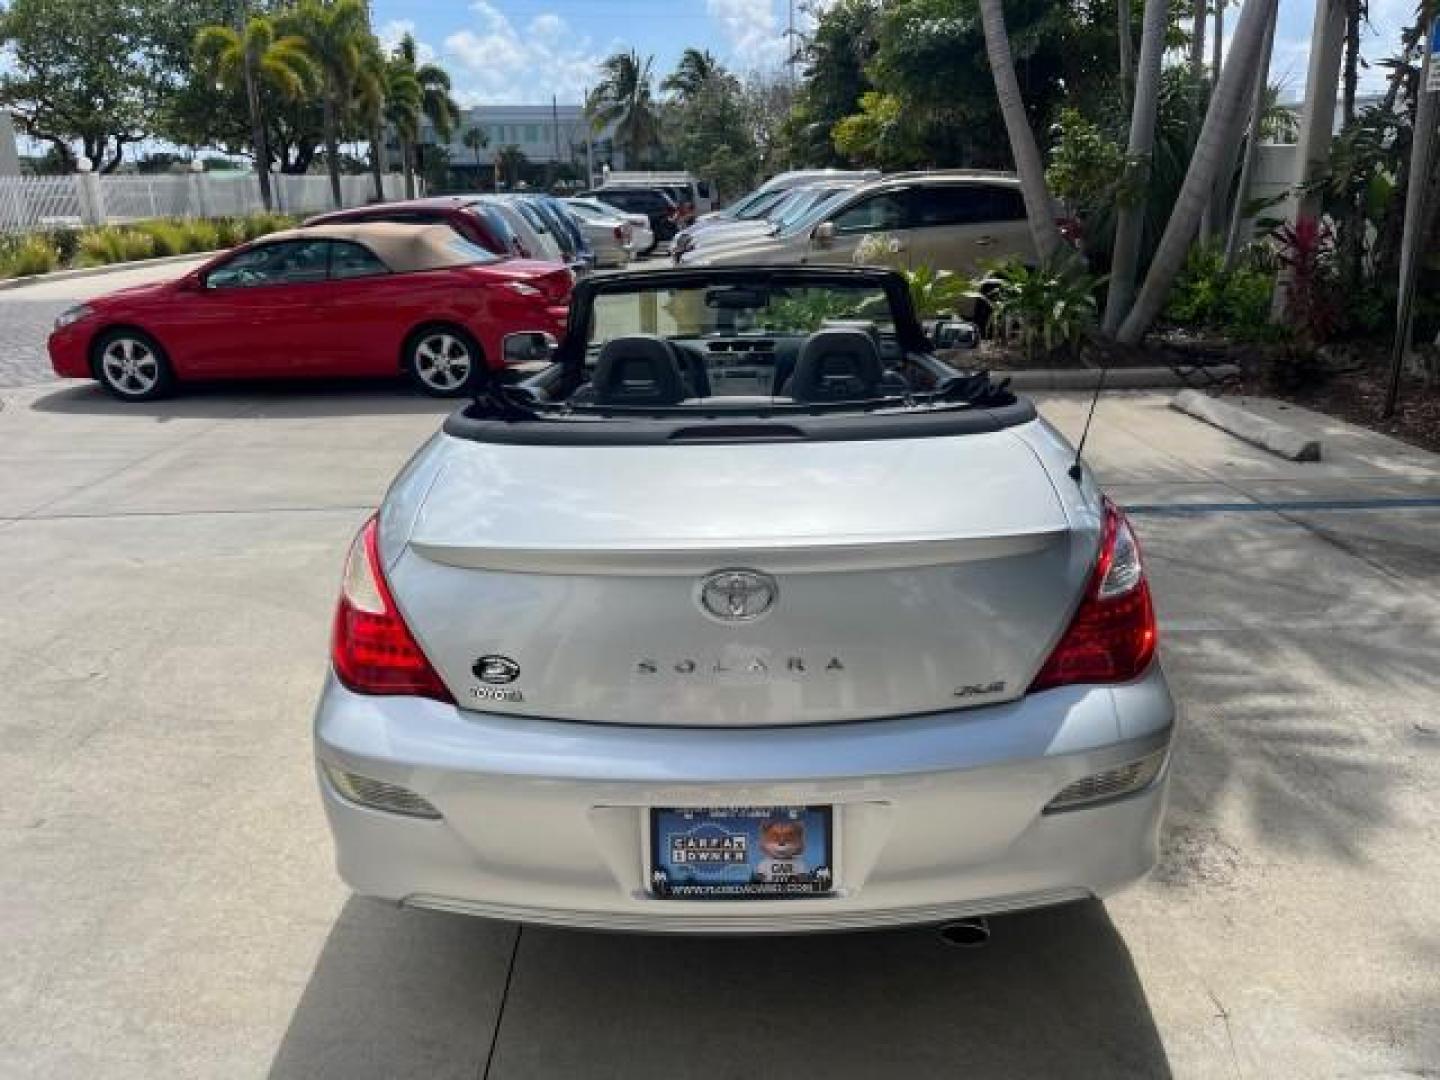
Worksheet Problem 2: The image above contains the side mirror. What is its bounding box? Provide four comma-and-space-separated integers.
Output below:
931, 319, 980, 350
502, 331, 558, 365
812, 221, 836, 246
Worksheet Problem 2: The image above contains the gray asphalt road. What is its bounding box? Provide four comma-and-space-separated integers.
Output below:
1, 385, 1437, 1079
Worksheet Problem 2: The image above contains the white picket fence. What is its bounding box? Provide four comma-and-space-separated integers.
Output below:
0, 171, 410, 234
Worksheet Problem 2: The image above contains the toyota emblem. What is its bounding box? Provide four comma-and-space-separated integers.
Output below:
697, 569, 778, 623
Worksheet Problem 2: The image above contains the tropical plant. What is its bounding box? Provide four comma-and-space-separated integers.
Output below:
495, 145, 527, 190
462, 125, 488, 181
284, 0, 373, 207
587, 50, 662, 166
1103, 0, 1170, 332
905, 265, 973, 319
1116, 0, 1281, 344
1046, 108, 1126, 223
193, 15, 316, 211
663, 48, 721, 102
1272, 216, 1341, 348
0, 234, 60, 278
394, 33, 460, 197
976, 0, 1064, 263
1163, 242, 1279, 339
976, 258, 1102, 362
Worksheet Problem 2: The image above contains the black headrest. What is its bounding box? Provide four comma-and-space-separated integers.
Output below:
788, 328, 883, 403
592, 335, 687, 407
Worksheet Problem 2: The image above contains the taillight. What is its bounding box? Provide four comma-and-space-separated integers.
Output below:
1029, 499, 1156, 692
331, 516, 452, 702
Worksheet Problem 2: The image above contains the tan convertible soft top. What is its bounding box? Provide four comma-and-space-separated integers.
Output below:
262, 222, 491, 272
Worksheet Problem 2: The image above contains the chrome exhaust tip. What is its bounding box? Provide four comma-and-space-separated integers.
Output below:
937, 916, 991, 948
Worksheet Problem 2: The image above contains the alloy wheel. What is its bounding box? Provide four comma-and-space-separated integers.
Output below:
100, 337, 161, 397
412, 333, 473, 392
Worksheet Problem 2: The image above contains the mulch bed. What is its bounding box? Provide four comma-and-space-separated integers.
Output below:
1233, 362, 1440, 456
966, 328, 1440, 455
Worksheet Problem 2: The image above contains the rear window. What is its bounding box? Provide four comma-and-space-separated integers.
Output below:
913, 184, 1026, 226
446, 235, 502, 265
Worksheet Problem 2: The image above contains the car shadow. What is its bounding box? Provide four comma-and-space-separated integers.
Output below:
269, 898, 1170, 1080
24, 379, 460, 421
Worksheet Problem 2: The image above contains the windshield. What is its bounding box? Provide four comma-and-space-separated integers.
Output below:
769, 186, 848, 233
735, 189, 788, 221
588, 281, 897, 344
777, 189, 857, 238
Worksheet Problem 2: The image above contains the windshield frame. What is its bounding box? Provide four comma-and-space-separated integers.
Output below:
556, 266, 928, 375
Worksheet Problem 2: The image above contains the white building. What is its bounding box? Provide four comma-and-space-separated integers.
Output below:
413, 104, 625, 189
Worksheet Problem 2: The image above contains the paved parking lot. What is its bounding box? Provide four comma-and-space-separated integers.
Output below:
2, 372, 1438, 1076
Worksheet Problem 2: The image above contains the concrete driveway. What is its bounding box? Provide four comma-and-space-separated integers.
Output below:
1, 382, 1436, 1078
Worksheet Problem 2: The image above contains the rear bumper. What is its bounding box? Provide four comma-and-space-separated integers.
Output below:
314, 666, 1174, 933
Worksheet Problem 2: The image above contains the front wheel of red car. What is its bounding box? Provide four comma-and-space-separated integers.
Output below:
405, 327, 487, 397
92, 329, 175, 402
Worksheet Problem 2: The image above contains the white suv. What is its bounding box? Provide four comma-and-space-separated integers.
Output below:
680, 172, 1036, 276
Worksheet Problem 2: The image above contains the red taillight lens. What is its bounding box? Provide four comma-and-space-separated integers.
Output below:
331, 516, 452, 702
1029, 499, 1156, 692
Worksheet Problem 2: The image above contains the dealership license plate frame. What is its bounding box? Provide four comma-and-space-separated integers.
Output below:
648, 805, 836, 900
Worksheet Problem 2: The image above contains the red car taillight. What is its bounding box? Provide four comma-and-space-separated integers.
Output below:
1029, 498, 1156, 692
331, 516, 452, 702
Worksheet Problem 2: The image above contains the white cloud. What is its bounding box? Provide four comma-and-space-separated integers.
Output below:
706, 0, 789, 69
442, 3, 604, 105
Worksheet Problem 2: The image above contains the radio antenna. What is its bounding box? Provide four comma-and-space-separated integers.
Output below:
1068, 363, 1108, 482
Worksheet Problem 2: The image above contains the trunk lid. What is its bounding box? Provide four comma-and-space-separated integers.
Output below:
388, 429, 1094, 727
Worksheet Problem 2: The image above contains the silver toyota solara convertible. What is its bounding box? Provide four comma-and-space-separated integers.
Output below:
314, 265, 1173, 933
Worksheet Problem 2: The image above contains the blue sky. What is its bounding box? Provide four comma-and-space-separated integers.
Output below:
372, 0, 1418, 108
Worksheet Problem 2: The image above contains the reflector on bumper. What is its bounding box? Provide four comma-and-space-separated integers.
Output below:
1044, 749, 1168, 813
322, 762, 441, 819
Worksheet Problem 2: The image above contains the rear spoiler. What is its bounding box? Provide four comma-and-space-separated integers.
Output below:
409, 527, 1067, 576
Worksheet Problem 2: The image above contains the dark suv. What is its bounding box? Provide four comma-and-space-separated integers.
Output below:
582, 188, 680, 242
304, 197, 528, 259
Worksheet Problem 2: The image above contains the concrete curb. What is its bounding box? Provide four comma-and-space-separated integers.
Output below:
1000, 364, 1240, 390
1170, 388, 1322, 461
0, 251, 217, 292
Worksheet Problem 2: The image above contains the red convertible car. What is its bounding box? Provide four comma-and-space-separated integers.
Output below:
48, 222, 572, 400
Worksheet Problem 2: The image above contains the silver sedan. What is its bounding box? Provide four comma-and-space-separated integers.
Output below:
313, 265, 1174, 933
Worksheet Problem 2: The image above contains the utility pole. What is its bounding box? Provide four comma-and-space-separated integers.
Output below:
1383, 17, 1439, 417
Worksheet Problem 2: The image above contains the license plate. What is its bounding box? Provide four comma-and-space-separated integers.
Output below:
649, 806, 834, 899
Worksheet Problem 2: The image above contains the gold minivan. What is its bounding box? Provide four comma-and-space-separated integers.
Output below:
681, 172, 1037, 277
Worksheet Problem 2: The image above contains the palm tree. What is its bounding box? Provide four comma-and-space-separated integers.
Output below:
587, 50, 662, 167
1117, 0, 1280, 344
286, 0, 372, 208
193, 16, 316, 211
358, 40, 418, 202
1103, 0, 1171, 333
663, 48, 721, 102
390, 34, 459, 198
495, 145, 527, 190
462, 125, 488, 186
976, 0, 1063, 262
1224, 5, 1279, 268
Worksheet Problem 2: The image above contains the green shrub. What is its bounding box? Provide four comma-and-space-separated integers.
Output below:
132, 219, 191, 257
239, 211, 297, 241
77, 227, 157, 267
905, 265, 973, 319
1164, 243, 1282, 342
43, 227, 81, 266
211, 217, 244, 248
975, 256, 1102, 361
0, 234, 61, 278
182, 220, 221, 252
